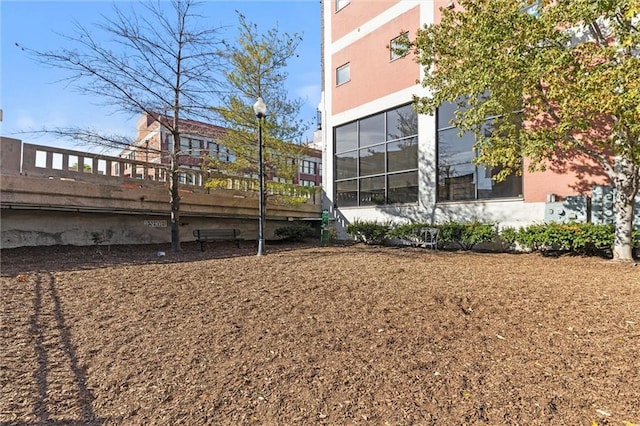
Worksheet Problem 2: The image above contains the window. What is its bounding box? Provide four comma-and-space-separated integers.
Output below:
334, 103, 419, 207
336, 63, 350, 86
437, 100, 522, 201
208, 142, 235, 162
521, 0, 541, 16
390, 32, 409, 61
300, 160, 317, 175
336, 0, 349, 11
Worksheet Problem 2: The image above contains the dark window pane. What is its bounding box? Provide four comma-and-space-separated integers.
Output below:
388, 171, 418, 204
437, 128, 476, 201
477, 166, 523, 199
336, 179, 358, 207
437, 101, 458, 129
437, 98, 471, 129
360, 176, 386, 206
387, 104, 417, 140
387, 136, 417, 172
335, 122, 357, 153
359, 113, 385, 148
359, 144, 385, 176
335, 151, 357, 179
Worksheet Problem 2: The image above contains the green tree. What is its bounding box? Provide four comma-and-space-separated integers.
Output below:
403, 0, 639, 261
18, 0, 225, 252
207, 12, 312, 202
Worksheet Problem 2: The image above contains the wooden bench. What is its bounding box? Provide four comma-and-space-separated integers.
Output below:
193, 229, 241, 251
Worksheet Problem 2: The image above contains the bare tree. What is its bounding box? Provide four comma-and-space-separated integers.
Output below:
17, 0, 226, 251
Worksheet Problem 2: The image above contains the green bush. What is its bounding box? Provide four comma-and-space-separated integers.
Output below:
346, 219, 638, 257
505, 222, 638, 256
499, 226, 518, 245
346, 220, 391, 245
438, 221, 496, 250
386, 222, 432, 240
274, 223, 316, 242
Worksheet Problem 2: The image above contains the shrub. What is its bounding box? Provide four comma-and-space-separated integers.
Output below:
506, 222, 637, 257
438, 221, 496, 250
346, 220, 391, 245
274, 223, 316, 242
499, 226, 518, 245
386, 222, 432, 240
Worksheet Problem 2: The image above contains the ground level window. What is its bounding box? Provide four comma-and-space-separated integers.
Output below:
334, 103, 418, 207
437, 100, 522, 201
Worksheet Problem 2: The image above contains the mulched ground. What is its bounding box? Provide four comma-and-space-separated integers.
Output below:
1, 242, 639, 425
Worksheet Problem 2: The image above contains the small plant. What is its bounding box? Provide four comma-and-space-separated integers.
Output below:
386, 222, 432, 240
326, 225, 338, 242
90, 230, 114, 253
274, 223, 316, 242
346, 220, 392, 245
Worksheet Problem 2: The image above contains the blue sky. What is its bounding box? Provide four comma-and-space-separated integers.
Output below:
0, 0, 322, 152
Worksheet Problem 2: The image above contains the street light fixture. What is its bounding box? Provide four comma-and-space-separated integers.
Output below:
253, 97, 267, 256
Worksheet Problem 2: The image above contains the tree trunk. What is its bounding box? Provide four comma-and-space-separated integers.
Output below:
612, 158, 638, 261
169, 163, 182, 252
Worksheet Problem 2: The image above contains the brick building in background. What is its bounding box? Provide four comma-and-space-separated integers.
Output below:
121, 113, 322, 188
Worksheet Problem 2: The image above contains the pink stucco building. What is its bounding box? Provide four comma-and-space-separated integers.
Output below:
319, 0, 613, 228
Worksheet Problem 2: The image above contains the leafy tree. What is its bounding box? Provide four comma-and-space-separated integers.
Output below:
207, 12, 312, 202
402, 0, 639, 261
17, 0, 225, 252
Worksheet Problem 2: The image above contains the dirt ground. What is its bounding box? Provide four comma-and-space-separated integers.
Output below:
1, 241, 639, 425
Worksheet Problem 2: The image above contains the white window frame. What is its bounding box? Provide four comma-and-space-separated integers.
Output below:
336, 0, 349, 12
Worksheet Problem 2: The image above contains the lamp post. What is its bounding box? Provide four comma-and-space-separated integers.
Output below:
253, 97, 267, 256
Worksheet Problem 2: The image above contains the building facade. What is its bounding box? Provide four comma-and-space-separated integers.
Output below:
121, 113, 322, 188
319, 0, 613, 229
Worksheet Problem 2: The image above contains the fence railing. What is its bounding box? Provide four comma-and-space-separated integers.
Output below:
0, 138, 320, 203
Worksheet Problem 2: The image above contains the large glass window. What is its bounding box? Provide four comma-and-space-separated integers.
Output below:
437, 101, 522, 201
334, 103, 419, 207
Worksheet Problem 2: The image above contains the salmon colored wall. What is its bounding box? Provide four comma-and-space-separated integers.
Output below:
331, 6, 420, 114
332, 0, 400, 41
523, 156, 609, 202
433, 0, 451, 24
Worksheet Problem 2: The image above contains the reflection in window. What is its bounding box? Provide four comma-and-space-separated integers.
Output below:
387, 137, 417, 173
387, 104, 418, 140
359, 144, 385, 177
437, 100, 522, 201
360, 176, 386, 206
336, 151, 357, 180
334, 103, 418, 207
336, 179, 358, 207
388, 171, 419, 204
359, 113, 385, 148
335, 121, 357, 152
